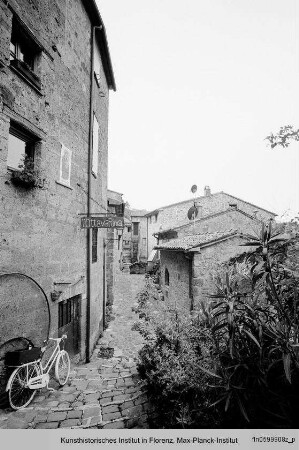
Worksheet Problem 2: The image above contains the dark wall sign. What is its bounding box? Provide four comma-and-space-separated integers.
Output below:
81, 216, 124, 228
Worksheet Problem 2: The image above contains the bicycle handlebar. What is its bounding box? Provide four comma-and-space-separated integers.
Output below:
48, 334, 67, 343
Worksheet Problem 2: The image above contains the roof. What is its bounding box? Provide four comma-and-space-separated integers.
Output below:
107, 189, 123, 205
145, 191, 276, 217
155, 230, 239, 252
130, 209, 148, 217
107, 189, 123, 196
221, 192, 277, 217
81, 0, 116, 91
145, 209, 160, 217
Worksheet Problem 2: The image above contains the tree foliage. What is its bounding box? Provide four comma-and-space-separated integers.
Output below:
266, 125, 299, 149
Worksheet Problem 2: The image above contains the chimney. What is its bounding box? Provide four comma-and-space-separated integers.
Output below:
204, 186, 211, 196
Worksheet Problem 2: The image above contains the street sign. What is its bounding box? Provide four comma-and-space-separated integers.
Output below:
81, 216, 124, 229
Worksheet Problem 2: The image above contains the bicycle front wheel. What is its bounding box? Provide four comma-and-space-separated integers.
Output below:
8, 364, 40, 410
55, 350, 70, 386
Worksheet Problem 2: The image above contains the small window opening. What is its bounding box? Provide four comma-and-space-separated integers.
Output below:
165, 268, 169, 286
133, 222, 139, 236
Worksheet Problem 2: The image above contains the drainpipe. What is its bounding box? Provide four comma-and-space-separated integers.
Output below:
146, 217, 149, 260
86, 24, 102, 364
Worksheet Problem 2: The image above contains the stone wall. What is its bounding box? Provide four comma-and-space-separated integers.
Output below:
148, 191, 275, 255
192, 236, 255, 308
176, 209, 262, 238
130, 215, 147, 263
0, 0, 110, 362
106, 190, 123, 306
138, 216, 148, 262
160, 250, 192, 311
159, 236, 256, 313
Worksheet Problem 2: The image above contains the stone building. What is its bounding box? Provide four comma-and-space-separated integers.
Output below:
0, 0, 116, 374
154, 188, 276, 311
106, 189, 124, 307
156, 231, 255, 311
130, 209, 148, 263
146, 186, 276, 256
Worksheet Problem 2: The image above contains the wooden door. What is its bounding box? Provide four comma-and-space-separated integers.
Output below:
58, 295, 80, 357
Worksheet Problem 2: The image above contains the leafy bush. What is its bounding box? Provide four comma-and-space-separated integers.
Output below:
10, 155, 46, 189
136, 221, 299, 428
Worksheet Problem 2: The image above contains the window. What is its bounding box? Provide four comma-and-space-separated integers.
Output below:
165, 268, 169, 286
58, 299, 72, 328
9, 17, 41, 90
127, 226, 131, 233
7, 123, 35, 170
92, 228, 98, 263
10, 36, 34, 70
133, 222, 139, 236
59, 144, 72, 187
115, 203, 124, 217
92, 114, 99, 175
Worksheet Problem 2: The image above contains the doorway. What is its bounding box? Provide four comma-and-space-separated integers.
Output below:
58, 295, 81, 357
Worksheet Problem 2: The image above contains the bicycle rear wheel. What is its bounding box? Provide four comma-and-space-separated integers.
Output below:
55, 350, 70, 386
8, 364, 40, 410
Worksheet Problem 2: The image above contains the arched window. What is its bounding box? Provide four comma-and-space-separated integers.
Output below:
165, 268, 169, 286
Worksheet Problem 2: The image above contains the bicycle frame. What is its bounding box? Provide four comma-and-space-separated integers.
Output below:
40, 338, 61, 374
6, 337, 65, 391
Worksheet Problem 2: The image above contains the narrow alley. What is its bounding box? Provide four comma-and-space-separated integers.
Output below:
0, 274, 153, 430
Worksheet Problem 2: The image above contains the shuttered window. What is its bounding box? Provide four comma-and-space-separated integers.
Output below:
92, 114, 99, 176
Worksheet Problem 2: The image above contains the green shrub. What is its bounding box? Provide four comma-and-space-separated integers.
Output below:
136, 221, 299, 428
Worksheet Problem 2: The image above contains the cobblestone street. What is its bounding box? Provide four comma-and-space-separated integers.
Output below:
0, 273, 152, 429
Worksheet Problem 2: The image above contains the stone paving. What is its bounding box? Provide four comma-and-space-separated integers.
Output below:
0, 273, 154, 429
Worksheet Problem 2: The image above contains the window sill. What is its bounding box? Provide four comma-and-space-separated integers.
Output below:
55, 180, 73, 190
10, 60, 42, 95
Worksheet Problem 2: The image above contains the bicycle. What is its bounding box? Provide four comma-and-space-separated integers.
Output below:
5, 335, 70, 410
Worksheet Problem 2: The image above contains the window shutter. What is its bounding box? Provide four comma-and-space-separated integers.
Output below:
92, 114, 99, 175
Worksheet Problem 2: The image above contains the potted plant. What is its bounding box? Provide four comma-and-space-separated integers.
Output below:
10, 155, 45, 189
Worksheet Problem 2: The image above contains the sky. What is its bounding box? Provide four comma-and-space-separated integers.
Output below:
97, 0, 299, 221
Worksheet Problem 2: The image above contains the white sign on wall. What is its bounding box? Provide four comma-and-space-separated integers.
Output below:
59, 143, 72, 187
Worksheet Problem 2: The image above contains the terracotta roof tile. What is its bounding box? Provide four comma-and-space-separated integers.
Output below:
155, 230, 239, 251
